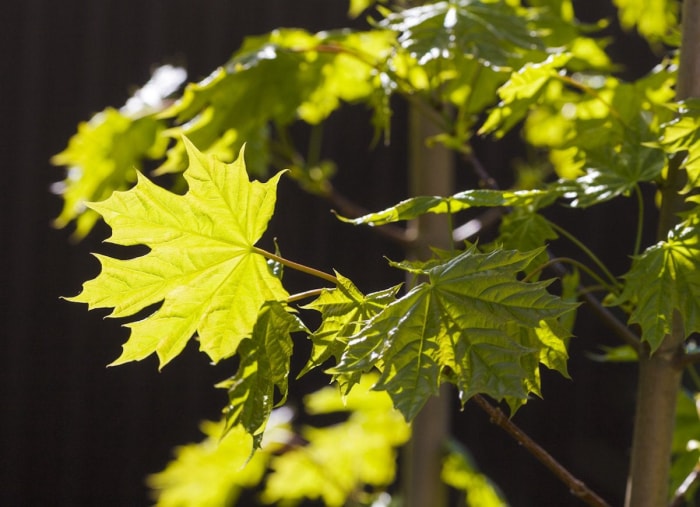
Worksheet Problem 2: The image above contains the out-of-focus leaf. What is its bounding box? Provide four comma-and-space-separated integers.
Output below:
262, 374, 410, 506
480, 53, 572, 138
333, 246, 576, 419
51, 109, 167, 238
613, 0, 679, 42
148, 422, 262, 507
52, 65, 186, 238
301, 273, 400, 389
159, 29, 395, 176
67, 138, 288, 367
443, 440, 508, 506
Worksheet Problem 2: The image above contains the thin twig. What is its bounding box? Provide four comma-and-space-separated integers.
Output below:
669, 464, 700, 507
473, 395, 611, 507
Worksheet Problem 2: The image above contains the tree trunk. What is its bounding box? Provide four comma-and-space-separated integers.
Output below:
401, 105, 454, 507
624, 2, 700, 505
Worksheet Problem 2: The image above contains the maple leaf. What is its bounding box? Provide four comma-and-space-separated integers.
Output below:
219, 301, 307, 446
660, 99, 700, 192
67, 137, 289, 367
333, 245, 577, 420
613, 215, 700, 351
300, 273, 400, 386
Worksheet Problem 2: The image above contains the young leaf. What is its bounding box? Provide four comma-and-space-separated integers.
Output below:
480, 53, 572, 138
612, 0, 679, 42
613, 215, 700, 351
262, 375, 410, 507
300, 272, 400, 384
147, 421, 264, 507
219, 301, 307, 445
660, 100, 700, 192
158, 29, 395, 176
67, 138, 289, 367
333, 245, 576, 420
337, 188, 561, 227
381, 0, 545, 68
51, 109, 167, 238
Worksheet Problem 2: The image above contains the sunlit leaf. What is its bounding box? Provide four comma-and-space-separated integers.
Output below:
67, 138, 288, 367
159, 29, 395, 176
381, 0, 545, 68
52, 65, 186, 238
338, 188, 562, 227
442, 440, 508, 506
262, 375, 410, 506
51, 109, 167, 238
660, 100, 700, 192
480, 53, 572, 138
613, 215, 700, 351
148, 422, 262, 507
613, 0, 679, 42
301, 273, 400, 388
333, 246, 576, 419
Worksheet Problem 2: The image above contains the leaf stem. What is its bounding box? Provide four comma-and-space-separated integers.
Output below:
252, 247, 338, 285
472, 395, 611, 507
547, 220, 620, 289
287, 288, 325, 303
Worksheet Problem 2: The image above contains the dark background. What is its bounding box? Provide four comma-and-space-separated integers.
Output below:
1, 1, 662, 505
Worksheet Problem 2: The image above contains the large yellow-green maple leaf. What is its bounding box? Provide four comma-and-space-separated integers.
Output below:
68, 137, 288, 367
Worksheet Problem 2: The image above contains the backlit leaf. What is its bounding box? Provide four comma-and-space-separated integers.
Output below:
219, 301, 307, 444
381, 0, 545, 68
613, 0, 678, 42
262, 375, 410, 507
159, 29, 395, 176
67, 138, 288, 367
334, 245, 576, 419
300, 273, 400, 387
613, 215, 700, 351
51, 109, 167, 238
338, 188, 562, 227
660, 100, 700, 192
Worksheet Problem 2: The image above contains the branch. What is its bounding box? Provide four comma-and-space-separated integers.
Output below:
472, 395, 611, 507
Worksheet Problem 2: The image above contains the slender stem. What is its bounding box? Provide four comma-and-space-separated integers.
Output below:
524, 256, 616, 292
547, 259, 642, 352
287, 288, 326, 303
252, 246, 338, 285
633, 184, 645, 258
547, 220, 620, 289
670, 464, 700, 507
472, 395, 611, 507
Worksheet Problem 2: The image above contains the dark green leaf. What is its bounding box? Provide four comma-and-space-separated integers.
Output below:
333, 246, 576, 420
221, 301, 307, 443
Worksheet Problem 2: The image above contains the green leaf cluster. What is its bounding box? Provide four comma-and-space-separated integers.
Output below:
56, 1, 700, 505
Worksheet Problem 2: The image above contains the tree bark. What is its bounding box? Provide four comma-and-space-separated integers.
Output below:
624, 2, 700, 505
401, 105, 454, 507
